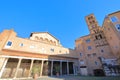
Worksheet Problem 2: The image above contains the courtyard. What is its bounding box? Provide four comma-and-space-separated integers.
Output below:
20, 76, 120, 80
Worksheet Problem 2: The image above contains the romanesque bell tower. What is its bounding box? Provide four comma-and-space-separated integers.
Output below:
85, 14, 100, 34
85, 14, 108, 48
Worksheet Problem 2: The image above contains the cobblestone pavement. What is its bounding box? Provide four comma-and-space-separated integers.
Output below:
21, 76, 82, 80
36, 76, 80, 80
21, 76, 120, 80
1, 76, 120, 80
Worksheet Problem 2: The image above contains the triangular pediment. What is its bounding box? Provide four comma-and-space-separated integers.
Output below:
30, 32, 61, 46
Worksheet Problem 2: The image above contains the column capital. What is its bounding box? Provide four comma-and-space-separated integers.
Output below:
41, 60, 45, 62
31, 59, 34, 61
60, 60, 63, 62
51, 60, 54, 62
67, 60, 69, 62
18, 58, 22, 60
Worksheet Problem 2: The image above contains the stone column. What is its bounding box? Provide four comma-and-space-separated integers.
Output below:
60, 61, 62, 75
67, 61, 69, 75
51, 60, 53, 76
40, 60, 44, 76
0, 58, 8, 78
14, 58, 22, 78
28, 59, 34, 77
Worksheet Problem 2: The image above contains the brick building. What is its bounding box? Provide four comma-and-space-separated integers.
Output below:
0, 11, 120, 79
0, 30, 78, 79
75, 11, 120, 76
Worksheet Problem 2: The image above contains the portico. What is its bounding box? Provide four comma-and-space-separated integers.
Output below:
0, 55, 76, 79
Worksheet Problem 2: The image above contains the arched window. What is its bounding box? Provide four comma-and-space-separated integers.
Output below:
91, 16, 93, 19
53, 41, 56, 45
95, 36, 98, 40
40, 37, 43, 41
45, 38, 49, 42
80, 53, 82, 56
88, 17, 90, 20
35, 36, 39, 40
93, 30, 97, 33
45, 38, 48, 41
99, 34, 102, 39
50, 40, 52, 43
92, 20, 95, 23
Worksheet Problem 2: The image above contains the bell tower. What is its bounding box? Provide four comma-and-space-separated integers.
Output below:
85, 14, 100, 34
85, 14, 108, 47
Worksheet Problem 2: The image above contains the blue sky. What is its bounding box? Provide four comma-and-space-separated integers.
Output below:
0, 0, 120, 49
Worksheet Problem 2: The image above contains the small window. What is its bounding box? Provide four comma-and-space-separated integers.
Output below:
78, 44, 80, 48
88, 17, 90, 20
80, 53, 82, 56
59, 50, 61, 53
101, 49, 104, 53
95, 36, 98, 40
6, 41, 12, 46
95, 61, 98, 65
115, 24, 120, 31
91, 16, 93, 19
86, 39, 90, 43
99, 34, 102, 39
87, 54, 91, 57
110, 16, 118, 23
40, 48, 46, 53
19, 43, 23, 47
110, 37, 112, 39
92, 20, 95, 23
30, 45, 35, 48
89, 21, 92, 24
80, 60, 84, 65
50, 48, 54, 52
93, 53, 96, 56
108, 28, 110, 31
88, 46, 92, 50
94, 30, 97, 33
